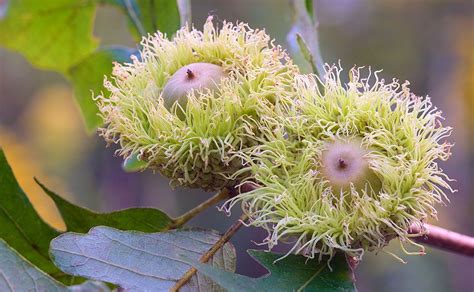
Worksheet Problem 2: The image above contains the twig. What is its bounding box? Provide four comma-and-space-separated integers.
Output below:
168, 188, 230, 230
170, 213, 248, 291
345, 254, 360, 278
291, 0, 326, 77
177, 0, 192, 27
409, 223, 474, 257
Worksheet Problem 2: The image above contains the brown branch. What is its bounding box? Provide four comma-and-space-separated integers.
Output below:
409, 223, 474, 257
167, 188, 230, 230
345, 254, 360, 275
170, 213, 248, 291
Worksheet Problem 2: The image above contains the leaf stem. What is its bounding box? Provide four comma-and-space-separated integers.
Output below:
409, 223, 474, 257
168, 188, 230, 230
170, 213, 248, 291
177, 0, 192, 27
124, 0, 147, 37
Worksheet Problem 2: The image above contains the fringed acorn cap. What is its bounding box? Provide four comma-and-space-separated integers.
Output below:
225, 65, 454, 260
97, 16, 299, 191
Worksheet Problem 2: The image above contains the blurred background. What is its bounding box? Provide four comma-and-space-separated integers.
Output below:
0, 0, 472, 291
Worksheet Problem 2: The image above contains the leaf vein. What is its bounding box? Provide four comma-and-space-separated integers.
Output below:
52, 247, 179, 282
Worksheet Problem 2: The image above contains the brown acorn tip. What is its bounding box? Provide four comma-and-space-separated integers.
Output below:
186, 69, 195, 80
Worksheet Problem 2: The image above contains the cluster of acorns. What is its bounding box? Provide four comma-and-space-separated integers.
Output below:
97, 17, 453, 260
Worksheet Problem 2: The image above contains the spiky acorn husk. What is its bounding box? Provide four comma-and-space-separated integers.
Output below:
225, 65, 453, 260
97, 17, 298, 191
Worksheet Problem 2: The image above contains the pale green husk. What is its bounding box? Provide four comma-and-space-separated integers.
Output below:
225, 65, 454, 260
97, 17, 298, 190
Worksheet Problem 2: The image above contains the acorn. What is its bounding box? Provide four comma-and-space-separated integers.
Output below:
225, 67, 453, 261
97, 18, 299, 191
320, 139, 380, 192
162, 62, 226, 111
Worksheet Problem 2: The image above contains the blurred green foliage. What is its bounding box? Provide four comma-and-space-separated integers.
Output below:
0, 0, 181, 131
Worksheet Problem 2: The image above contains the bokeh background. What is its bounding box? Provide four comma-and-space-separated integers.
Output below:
0, 0, 473, 291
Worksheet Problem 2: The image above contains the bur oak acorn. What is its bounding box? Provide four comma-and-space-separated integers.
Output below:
97, 17, 299, 191
225, 66, 453, 261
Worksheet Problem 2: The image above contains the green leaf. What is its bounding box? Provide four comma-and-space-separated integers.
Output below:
68, 46, 137, 132
50, 226, 236, 291
304, 0, 313, 18
0, 147, 174, 285
296, 33, 318, 74
36, 178, 172, 233
136, 0, 180, 36
0, 0, 99, 72
0, 149, 63, 277
0, 239, 109, 291
190, 250, 356, 292
109, 0, 181, 39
